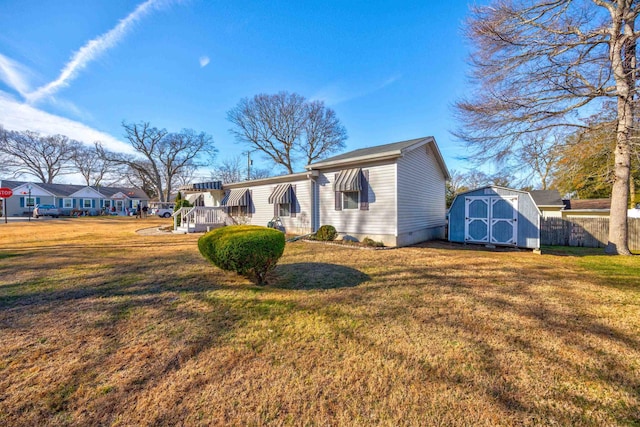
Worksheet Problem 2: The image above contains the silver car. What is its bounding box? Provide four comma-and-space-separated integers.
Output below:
33, 204, 60, 218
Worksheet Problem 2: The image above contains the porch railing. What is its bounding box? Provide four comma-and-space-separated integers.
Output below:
173, 206, 232, 232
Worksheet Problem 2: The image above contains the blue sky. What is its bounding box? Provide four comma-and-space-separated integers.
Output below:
0, 0, 477, 182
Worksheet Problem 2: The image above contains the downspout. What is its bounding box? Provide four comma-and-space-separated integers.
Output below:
308, 171, 318, 233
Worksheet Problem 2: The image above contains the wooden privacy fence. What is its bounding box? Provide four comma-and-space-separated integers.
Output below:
541, 217, 640, 250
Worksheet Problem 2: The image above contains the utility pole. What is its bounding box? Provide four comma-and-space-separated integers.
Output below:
245, 150, 255, 181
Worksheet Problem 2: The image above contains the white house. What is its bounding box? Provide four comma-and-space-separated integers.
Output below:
178, 137, 450, 247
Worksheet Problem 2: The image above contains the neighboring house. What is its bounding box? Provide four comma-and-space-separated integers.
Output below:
529, 190, 565, 218
448, 186, 541, 249
178, 137, 450, 247
562, 198, 611, 218
0, 180, 150, 216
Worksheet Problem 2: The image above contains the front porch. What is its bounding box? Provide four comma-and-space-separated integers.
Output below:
173, 206, 234, 233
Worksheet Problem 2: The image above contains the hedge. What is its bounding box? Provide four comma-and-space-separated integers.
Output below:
198, 225, 285, 285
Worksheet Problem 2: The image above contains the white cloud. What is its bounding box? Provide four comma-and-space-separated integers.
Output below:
199, 56, 210, 68
311, 74, 402, 106
0, 91, 133, 153
25, 0, 176, 104
0, 53, 32, 97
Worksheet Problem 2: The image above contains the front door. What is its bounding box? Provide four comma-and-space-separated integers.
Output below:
465, 196, 518, 246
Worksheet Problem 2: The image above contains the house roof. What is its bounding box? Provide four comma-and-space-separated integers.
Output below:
0, 179, 149, 199
564, 198, 611, 210
306, 136, 451, 179
529, 190, 564, 207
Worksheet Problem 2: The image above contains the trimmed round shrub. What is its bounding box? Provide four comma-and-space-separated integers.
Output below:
198, 225, 285, 285
315, 224, 337, 241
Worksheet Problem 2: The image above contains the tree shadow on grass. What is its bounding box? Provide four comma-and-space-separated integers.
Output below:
272, 262, 370, 290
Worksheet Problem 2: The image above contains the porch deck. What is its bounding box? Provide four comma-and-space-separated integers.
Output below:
173, 206, 233, 233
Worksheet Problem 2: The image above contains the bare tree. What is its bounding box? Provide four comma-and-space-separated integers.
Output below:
211, 155, 274, 184
0, 129, 79, 183
302, 100, 348, 165
250, 167, 272, 180
211, 156, 245, 184
454, 1, 639, 255
227, 91, 347, 174
515, 131, 563, 190
97, 122, 216, 202
71, 144, 115, 186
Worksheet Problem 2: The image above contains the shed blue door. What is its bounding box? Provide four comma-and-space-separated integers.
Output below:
465, 197, 489, 243
490, 196, 518, 245
465, 196, 518, 246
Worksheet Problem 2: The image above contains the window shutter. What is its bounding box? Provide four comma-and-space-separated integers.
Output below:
72, 199, 76, 208
248, 190, 253, 218
58, 199, 63, 208
92, 199, 96, 208
291, 184, 297, 218
360, 170, 369, 211
334, 174, 342, 211
20, 197, 24, 208
36, 197, 41, 205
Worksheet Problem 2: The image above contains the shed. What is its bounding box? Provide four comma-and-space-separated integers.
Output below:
448, 186, 541, 249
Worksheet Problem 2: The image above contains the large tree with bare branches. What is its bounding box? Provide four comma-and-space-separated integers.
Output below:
97, 122, 216, 202
455, 0, 639, 255
0, 129, 80, 183
227, 91, 347, 174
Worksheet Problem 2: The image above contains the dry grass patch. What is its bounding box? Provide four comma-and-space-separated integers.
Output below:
0, 218, 639, 426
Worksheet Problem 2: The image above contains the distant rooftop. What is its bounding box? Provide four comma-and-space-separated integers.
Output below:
529, 190, 564, 207
564, 198, 611, 210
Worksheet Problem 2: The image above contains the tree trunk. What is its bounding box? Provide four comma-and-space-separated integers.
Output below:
605, 7, 634, 255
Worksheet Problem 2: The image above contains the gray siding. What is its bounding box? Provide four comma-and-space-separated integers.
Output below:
317, 161, 397, 238
234, 177, 313, 235
396, 144, 447, 234
448, 187, 540, 249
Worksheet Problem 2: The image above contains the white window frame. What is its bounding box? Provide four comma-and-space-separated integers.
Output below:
83, 199, 92, 208
63, 198, 73, 208
342, 191, 359, 210
229, 206, 248, 217
25, 197, 36, 207
103, 200, 111, 208
278, 203, 291, 217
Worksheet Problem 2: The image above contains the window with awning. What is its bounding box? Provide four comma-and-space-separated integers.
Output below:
334, 169, 369, 211
269, 184, 297, 218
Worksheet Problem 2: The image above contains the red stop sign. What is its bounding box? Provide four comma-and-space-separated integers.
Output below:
0, 188, 14, 198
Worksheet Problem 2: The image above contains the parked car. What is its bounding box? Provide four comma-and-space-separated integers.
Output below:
149, 202, 175, 218
33, 204, 60, 218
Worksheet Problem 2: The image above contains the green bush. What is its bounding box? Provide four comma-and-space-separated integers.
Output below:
362, 237, 385, 247
315, 225, 337, 241
198, 225, 285, 285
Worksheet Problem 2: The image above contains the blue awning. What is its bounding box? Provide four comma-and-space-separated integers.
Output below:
268, 184, 291, 204
333, 168, 361, 192
222, 189, 249, 206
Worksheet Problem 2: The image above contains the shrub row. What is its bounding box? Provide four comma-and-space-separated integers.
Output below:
198, 225, 285, 285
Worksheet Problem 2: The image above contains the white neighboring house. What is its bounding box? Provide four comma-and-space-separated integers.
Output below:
176, 136, 450, 247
